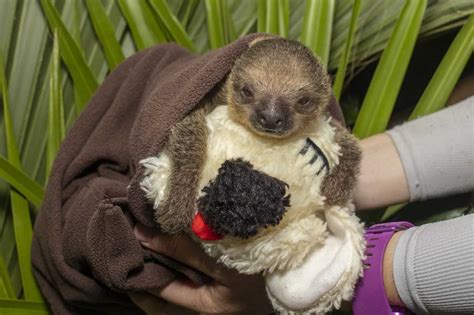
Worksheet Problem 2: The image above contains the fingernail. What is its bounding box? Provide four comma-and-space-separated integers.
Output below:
139, 241, 150, 248
134, 224, 153, 242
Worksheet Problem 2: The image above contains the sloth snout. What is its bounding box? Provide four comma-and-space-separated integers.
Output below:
254, 97, 292, 134
257, 109, 284, 130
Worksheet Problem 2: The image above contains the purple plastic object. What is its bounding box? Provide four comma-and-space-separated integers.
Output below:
352, 221, 415, 315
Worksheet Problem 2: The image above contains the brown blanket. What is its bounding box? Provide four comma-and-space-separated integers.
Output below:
31, 34, 344, 314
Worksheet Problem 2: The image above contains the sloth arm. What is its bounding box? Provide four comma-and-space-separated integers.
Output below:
155, 82, 226, 233
321, 121, 362, 205
154, 106, 209, 233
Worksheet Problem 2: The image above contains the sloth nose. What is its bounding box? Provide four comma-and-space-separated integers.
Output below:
257, 110, 284, 130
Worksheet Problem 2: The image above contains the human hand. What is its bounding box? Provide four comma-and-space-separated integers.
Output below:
129, 224, 272, 314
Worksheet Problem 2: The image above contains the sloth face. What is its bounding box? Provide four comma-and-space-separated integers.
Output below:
228, 38, 331, 139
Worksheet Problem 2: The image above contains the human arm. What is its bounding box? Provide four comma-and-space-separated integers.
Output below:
354, 133, 410, 209
357, 97, 474, 313
382, 215, 474, 314
355, 96, 474, 209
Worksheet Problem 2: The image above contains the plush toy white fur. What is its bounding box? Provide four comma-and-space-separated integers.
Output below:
140, 105, 365, 314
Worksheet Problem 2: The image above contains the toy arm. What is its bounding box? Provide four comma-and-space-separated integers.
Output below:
321, 122, 361, 205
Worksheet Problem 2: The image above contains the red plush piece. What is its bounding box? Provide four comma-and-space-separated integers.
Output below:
191, 212, 223, 241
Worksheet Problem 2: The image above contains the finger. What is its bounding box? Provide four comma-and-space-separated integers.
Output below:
135, 224, 237, 283
148, 279, 234, 314
128, 292, 195, 315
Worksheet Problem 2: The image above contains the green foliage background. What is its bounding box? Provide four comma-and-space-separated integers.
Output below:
0, 0, 472, 313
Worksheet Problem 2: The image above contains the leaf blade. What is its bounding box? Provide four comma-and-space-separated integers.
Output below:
0, 256, 15, 298
257, 0, 266, 33
220, 0, 236, 43
264, 0, 279, 35
353, 0, 427, 138
0, 0, 17, 65
181, 0, 199, 28
0, 156, 44, 208
0, 59, 20, 166
300, 0, 335, 66
0, 298, 49, 314
39, 0, 99, 113
149, 0, 196, 51
9, 193, 42, 301
205, 0, 226, 49
1, 53, 43, 301
277, 0, 289, 38
333, 0, 361, 100
85, 0, 125, 69
410, 14, 474, 119
117, 0, 167, 50
46, 30, 65, 177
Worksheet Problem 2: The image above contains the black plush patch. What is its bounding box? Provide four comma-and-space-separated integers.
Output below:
197, 158, 290, 239
300, 137, 330, 175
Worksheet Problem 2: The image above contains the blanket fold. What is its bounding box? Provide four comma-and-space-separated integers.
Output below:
32, 33, 344, 314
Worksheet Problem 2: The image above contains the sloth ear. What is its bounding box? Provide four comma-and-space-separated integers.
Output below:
248, 34, 278, 47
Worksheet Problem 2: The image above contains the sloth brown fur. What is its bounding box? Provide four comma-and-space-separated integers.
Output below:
154, 38, 360, 233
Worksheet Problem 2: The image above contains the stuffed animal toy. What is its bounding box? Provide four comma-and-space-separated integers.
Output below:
140, 38, 365, 314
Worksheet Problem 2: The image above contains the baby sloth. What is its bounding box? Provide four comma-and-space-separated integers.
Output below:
140, 38, 364, 313
140, 38, 360, 235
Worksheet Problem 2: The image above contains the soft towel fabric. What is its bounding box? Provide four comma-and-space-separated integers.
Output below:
31, 34, 344, 314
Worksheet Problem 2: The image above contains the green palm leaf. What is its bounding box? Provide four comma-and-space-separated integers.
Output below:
0, 256, 15, 298
233, 1, 257, 38
410, 14, 474, 119
353, 0, 427, 138
9, 193, 41, 301
0, 298, 49, 315
264, 0, 279, 35
46, 30, 65, 177
180, 0, 199, 28
40, 0, 99, 113
0, 157, 44, 209
0, 0, 17, 66
1, 54, 42, 302
149, 0, 196, 51
257, 0, 266, 33
278, 0, 289, 38
2, 1, 50, 153
221, 0, 236, 43
118, 0, 167, 50
85, 0, 125, 69
205, 0, 227, 49
333, 0, 361, 100
300, 0, 335, 66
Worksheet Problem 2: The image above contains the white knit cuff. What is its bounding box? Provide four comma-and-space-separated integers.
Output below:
393, 214, 474, 314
